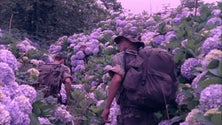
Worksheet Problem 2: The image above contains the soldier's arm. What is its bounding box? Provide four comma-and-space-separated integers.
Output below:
65, 77, 72, 103
101, 73, 123, 123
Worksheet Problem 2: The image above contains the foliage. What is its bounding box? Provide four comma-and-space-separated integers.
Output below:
0, 0, 122, 42
27, 49, 43, 60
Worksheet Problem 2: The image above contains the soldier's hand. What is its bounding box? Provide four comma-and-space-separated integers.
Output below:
101, 108, 111, 123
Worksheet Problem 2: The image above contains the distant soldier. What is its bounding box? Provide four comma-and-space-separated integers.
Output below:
38, 53, 72, 104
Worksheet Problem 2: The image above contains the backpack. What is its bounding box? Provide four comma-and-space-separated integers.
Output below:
122, 47, 178, 112
38, 64, 65, 96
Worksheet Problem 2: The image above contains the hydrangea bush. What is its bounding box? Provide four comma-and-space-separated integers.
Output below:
0, 1, 222, 125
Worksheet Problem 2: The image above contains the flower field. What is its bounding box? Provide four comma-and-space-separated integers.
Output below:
0, 1, 221, 125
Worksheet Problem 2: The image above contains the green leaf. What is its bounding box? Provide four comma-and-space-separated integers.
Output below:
207, 60, 219, 69
32, 102, 42, 115
198, 77, 222, 88
29, 113, 41, 125
218, 61, 222, 76
211, 114, 222, 125
187, 100, 199, 110
208, 68, 222, 77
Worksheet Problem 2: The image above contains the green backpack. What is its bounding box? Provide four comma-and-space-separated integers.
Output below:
38, 64, 65, 96
122, 48, 178, 112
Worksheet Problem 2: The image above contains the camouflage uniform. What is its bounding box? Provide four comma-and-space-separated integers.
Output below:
39, 64, 72, 98
108, 49, 154, 125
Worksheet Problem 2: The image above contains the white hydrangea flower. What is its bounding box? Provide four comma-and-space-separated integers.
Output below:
27, 68, 40, 78
0, 104, 11, 125
200, 84, 222, 111
0, 49, 19, 70
201, 49, 222, 68
204, 107, 222, 117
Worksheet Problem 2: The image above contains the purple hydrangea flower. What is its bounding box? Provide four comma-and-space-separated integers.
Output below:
165, 31, 176, 42
0, 104, 11, 125
19, 85, 37, 104
153, 35, 165, 46
108, 99, 120, 125
38, 117, 51, 125
7, 100, 30, 125
60, 84, 67, 104
12, 95, 32, 114
201, 49, 222, 69
0, 88, 12, 105
74, 51, 85, 60
191, 71, 207, 89
181, 58, 200, 79
206, 17, 222, 26
48, 44, 62, 54
141, 31, 156, 45
71, 59, 84, 67
0, 62, 15, 85
0, 45, 6, 49
72, 65, 85, 72
183, 109, 204, 125
176, 88, 188, 105
211, 9, 221, 16
53, 105, 73, 123
210, 26, 222, 38
84, 47, 93, 55
200, 84, 222, 111
16, 38, 36, 53
201, 37, 222, 55
0, 49, 19, 70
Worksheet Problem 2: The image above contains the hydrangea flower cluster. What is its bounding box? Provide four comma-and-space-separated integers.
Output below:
180, 58, 200, 79
53, 105, 73, 123
172, 8, 192, 24
209, 26, 222, 40
140, 31, 156, 45
211, 9, 221, 16
180, 109, 204, 125
0, 104, 11, 125
60, 84, 67, 104
19, 84, 37, 103
0, 44, 6, 49
48, 44, 62, 54
27, 68, 40, 80
199, 84, 222, 111
16, 38, 36, 53
0, 50, 37, 125
107, 99, 120, 125
38, 117, 52, 125
201, 37, 222, 55
0, 49, 19, 70
201, 49, 222, 68
206, 17, 222, 26
191, 71, 207, 89
176, 88, 188, 105
153, 35, 165, 46
0, 62, 15, 85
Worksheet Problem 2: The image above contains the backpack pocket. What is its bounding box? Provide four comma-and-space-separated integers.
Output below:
123, 67, 142, 91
